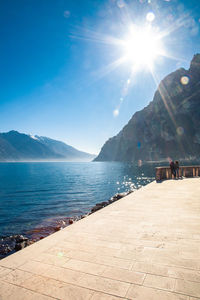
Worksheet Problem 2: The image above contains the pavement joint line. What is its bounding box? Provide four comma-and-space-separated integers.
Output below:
0, 279, 58, 299
1, 270, 132, 299
147, 262, 200, 272
0, 265, 15, 271
136, 282, 199, 299
139, 271, 200, 281
1, 272, 97, 298
61, 265, 145, 285
172, 278, 177, 294
32, 255, 135, 272
128, 260, 136, 271
88, 292, 94, 300
125, 284, 132, 299
16, 259, 145, 286
130, 283, 197, 299
151, 284, 197, 299
91, 292, 129, 300
141, 273, 147, 285
0, 261, 28, 270
50, 247, 136, 261
42, 250, 134, 268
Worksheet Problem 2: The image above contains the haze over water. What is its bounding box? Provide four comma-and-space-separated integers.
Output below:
0, 162, 155, 237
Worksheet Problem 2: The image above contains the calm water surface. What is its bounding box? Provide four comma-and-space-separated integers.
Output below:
0, 162, 155, 237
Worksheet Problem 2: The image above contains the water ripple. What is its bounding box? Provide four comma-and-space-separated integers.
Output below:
0, 162, 155, 236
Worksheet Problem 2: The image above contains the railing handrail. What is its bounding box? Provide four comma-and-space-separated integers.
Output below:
156, 165, 200, 169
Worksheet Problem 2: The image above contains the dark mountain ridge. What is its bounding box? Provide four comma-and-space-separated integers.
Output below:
0, 131, 95, 162
94, 54, 200, 162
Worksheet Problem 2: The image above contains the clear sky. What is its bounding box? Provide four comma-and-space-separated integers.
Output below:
1, 0, 200, 154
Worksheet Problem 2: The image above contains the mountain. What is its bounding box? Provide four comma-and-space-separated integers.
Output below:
94, 54, 200, 162
0, 131, 95, 162
35, 135, 96, 161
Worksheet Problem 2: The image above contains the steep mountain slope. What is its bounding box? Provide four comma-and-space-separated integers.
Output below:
0, 131, 95, 161
36, 136, 95, 161
94, 54, 200, 162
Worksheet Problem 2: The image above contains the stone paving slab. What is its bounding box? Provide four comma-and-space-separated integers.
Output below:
0, 178, 200, 299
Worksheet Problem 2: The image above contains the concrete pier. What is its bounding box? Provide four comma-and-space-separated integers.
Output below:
0, 178, 200, 299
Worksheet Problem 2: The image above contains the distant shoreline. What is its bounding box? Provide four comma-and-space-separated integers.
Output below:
0, 158, 199, 163
0, 160, 95, 163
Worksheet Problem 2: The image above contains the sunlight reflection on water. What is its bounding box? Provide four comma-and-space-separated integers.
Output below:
0, 162, 155, 236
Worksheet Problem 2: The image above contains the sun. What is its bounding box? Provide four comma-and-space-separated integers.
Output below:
121, 25, 164, 70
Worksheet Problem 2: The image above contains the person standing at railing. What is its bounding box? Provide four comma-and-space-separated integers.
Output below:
170, 160, 176, 179
174, 161, 179, 178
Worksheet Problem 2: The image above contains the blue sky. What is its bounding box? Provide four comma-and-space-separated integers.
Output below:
1, 0, 200, 154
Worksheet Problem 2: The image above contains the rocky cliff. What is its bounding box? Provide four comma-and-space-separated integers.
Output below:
0, 131, 95, 161
94, 54, 200, 162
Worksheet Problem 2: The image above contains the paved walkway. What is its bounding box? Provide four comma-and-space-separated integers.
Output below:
0, 178, 200, 300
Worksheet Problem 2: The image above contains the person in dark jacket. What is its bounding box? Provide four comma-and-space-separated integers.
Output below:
170, 160, 176, 178
174, 160, 179, 178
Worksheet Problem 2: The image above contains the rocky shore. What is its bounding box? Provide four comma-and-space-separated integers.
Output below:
0, 235, 32, 259
0, 190, 133, 259
90, 190, 133, 213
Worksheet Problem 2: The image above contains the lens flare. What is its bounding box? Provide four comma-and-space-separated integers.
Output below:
180, 76, 189, 85
113, 109, 119, 117
64, 10, 70, 18
177, 127, 184, 135
117, 0, 125, 8
146, 12, 155, 22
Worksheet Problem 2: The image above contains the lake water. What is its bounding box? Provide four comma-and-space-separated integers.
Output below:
0, 162, 155, 238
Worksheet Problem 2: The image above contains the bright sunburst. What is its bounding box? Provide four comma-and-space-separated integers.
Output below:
69, 2, 190, 119
121, 25, 165, 70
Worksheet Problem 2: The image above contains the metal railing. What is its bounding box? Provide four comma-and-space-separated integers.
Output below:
155, 166, 200, 182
